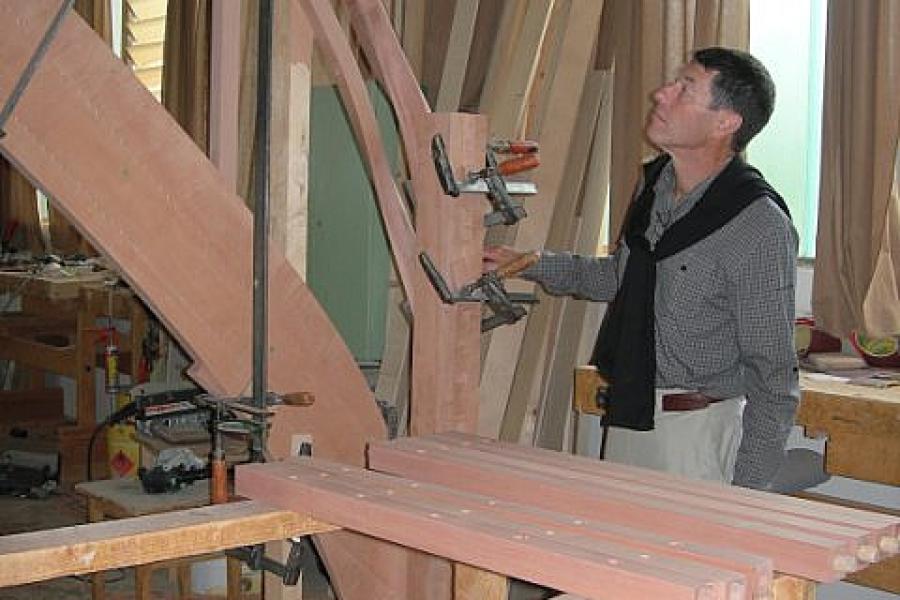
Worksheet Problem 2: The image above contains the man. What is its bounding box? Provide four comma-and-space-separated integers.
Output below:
485, 47, 798, 490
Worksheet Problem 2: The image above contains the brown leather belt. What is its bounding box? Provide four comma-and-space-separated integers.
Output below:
661, 392, 724, 412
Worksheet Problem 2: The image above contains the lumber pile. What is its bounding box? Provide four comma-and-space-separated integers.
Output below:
237, 432, 900, 599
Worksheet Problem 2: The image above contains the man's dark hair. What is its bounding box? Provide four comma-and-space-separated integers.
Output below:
693, 47, 775, 152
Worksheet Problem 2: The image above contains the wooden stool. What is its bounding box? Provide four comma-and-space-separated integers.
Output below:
75, 478, 237, 599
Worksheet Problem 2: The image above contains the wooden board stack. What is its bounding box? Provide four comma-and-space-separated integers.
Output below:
237, 432, 900, 599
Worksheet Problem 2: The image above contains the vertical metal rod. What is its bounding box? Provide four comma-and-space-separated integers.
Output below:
252, 0, 274, 458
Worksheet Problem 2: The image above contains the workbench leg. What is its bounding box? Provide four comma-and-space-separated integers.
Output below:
87, 498, 106, 600
772, 575, 816, 600
134, 564, 153, 600
453, 563, 508, 600
227, 556, 243, 599
176, 563, 192, 599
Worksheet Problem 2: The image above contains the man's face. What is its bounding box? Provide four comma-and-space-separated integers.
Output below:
645, 61, 735, 152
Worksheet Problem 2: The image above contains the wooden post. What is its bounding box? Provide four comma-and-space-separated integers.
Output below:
409, 112, 487, 436
772, 575, 816, 600
453, 563, 508, 600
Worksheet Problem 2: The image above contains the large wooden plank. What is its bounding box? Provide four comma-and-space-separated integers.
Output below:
0, 0, 386, 459
435, 0, 480, 112
0, 501, 335, 588
369, 436, 873, 582
237, 458, 748, 600
432, 433, 900, 540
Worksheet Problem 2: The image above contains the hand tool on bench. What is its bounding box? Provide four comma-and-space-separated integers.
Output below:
431, 134, 539, 226
418, 251, 538, 332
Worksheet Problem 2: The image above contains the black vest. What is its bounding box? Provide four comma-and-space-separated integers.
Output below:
590, 154, 790, 430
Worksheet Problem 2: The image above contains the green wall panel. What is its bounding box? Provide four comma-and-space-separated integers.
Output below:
307, 82, 397, 363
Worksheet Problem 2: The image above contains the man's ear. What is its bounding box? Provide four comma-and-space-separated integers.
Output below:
717, 111, 742, 138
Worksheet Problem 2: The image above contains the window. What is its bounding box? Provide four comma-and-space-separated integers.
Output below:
748, 0, 827, 258
122, 0, 168, 100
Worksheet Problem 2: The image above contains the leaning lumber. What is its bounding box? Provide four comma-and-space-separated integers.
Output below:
237, 457, 751, 600
368, 434, 900, 582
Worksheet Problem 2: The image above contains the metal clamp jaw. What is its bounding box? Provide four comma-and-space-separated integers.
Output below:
419, 252, 537, 332
431, 134, 538, 227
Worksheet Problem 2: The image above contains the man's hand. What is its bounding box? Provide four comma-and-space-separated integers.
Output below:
483, 246, 537, 275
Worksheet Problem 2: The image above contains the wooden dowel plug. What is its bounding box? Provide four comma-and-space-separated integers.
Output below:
831, 554, 857, 573
879, 536, 899, 554
856, 545, 878, 563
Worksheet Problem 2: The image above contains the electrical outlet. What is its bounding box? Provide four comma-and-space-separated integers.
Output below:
290, 433, 314, 457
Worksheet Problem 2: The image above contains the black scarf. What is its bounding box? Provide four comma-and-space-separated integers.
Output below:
590, 154, 790, 430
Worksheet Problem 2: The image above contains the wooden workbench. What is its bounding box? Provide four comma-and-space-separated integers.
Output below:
0, 268, 148, 482
797, 371, 900, 593
798, 372, 900, 486
0, 496, 819, 600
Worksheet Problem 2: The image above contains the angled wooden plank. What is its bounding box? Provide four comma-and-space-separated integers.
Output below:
368, 437, 863, 582
530, 67, 608, 449
347, 0, 431, 160
0, 501, 335, 588
296, 0, 419, 311
0, 1, 386, 464
237, 458, 743, 600
435, 0, 480, 112
479, 0, 553, 137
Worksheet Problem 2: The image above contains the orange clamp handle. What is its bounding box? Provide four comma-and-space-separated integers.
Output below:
497, 154, 540, 176
492, 140, 539, 154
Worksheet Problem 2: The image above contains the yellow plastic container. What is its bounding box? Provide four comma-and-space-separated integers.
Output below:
105, 391, 140, 478
107, 423, 139, 479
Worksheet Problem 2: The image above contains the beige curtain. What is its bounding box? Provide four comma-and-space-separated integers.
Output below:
812, 0, 900, 338
607, 0, 749, 238
162, 0, 211, 152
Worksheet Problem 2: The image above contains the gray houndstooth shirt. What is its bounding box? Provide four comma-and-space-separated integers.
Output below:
524, 161, 799, 489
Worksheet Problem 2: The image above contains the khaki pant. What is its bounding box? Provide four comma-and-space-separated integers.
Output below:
604, 390, 745, 483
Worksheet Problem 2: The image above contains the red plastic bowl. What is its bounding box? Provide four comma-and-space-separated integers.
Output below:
849, 331, 900, 368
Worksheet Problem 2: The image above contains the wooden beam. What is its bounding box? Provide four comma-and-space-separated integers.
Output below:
435, 0, 480, 112
209, 0, 241, 191
269, 0, 314, 279
237, 458, 748, 600
478, 0, 553, 138
0, 501, 335, 588
369, 434, 897, 582
453, 563, 508, 600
